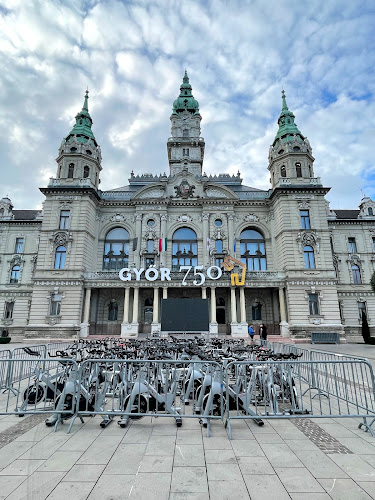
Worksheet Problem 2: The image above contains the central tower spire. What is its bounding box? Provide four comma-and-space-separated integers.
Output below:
167, 72, 205, 177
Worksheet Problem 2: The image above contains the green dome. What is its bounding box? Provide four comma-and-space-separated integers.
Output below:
65, 90, 98, 146
273, 90, 304, 147
172, 71, 200, 115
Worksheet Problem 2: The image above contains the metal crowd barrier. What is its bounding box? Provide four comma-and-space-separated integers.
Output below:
0, 349, 11, 390
2, 342, 73, 394
224, 359, 375, 438
0, 358, 79, 423
76, 359, 224, 436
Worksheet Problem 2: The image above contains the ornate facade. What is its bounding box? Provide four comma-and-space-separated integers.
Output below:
1, 74, 374, 342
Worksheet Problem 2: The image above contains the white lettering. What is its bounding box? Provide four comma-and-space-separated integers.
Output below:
193, 266, 205, 286
207, 266, 222, 280
119, 268, 131, 281
133, 268, 144, 280
145, 268, 159, 281
179, 266, 192, 286
160, 268, 171, 281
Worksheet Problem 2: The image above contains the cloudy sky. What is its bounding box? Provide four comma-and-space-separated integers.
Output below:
0, 0, 374, 210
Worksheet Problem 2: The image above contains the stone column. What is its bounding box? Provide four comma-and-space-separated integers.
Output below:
202, 287, 207, 299
160, 213, 167, 267
279, 286, 289, 337
209, 286, 218, 334
163, 288, 168, 299
240, 287, 246, 323
151, 287, 161, 334
80, 288, 91, 337
135, 214, 142, 267
126, 287, 139, 337
231, 288, 237, 324
123, 287, 130, 323
121, 287, 131, 337
202, 212, 209, 267
227, 213, 234, 256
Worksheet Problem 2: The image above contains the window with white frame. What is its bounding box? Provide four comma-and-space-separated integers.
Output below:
303, 246, 315, 269
10, 265, 20, 284
14, 238, 24, 253
54, 246, 66, 269
348, 237, 357, 253
4, 301, 14, 319
352, 264, 362, 284
308, 293, 320, 316
300, 210, 310, 229
59, 210, 70, 230
50, 294, 62, 316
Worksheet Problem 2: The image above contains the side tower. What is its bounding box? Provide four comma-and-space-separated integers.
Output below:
26, 91, 101, 339
268, 91, 343, 340
167, 71, 205, 176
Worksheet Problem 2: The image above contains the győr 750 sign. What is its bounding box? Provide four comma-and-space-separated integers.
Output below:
118, 266, 222, 286
118, 256, 247, 287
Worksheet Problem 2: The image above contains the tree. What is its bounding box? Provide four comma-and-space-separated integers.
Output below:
371, 271, 375, 294
362, 311, 371, 344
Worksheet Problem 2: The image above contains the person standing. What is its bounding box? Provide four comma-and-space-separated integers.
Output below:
248, 324, 255, 344
259, 323, 268, 346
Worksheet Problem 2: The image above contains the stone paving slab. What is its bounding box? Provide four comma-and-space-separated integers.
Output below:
1, 401, 375, 498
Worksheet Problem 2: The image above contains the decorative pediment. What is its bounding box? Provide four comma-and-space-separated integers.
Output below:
243, 214, 259, 222
296, 231, 320, 253
133, 183, 166, 200
49, 231, 73, 252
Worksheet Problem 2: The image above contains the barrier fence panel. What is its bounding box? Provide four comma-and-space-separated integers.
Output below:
0, 358, 79, 431
77, 359, 224, 436
225, 359, 375, 439
0, 349, 11, 390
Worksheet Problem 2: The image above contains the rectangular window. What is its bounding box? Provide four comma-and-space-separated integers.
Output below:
4, 301, 14, 319
308, 293, 320, 316
373, 237, 375, 252
15, 238, 24, 253
300, 210, 310, 229
348, 237, 357, 253
215, 240, 223, 253
147, 240, 154, 253
59, 210, 70, 230
358, 301, 366, 320
50, 294, 62, 316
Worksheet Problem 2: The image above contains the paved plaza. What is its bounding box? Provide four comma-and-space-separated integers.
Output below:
1, 342, 375, 499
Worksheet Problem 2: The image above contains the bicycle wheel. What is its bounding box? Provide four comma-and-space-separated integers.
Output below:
23, 384, 45, 404
123, 394, 148, 419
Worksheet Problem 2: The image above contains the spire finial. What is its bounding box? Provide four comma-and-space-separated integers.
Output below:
281, 89, 288, 111
83, 89, 89, 112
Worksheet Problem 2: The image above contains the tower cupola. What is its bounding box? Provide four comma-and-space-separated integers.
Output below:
53, 90, 102, 189
268, 90, 317, 189
168, 72, 205, 176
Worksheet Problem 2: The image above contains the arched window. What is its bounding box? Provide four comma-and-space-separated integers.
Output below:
303, 245, 315, 269
183, 129, 189, 137
68, 163, 74, 178
369, 207, 374, 216
352, 264, 362, 284
103, 227, 129, 271
10, 265, 20, 284
54, 246, 66, 269
296, 162, 302, 177
240, 229, 266, 271
172, 227, 197, 270
108, 301, 118, 321
280, 165, 286, 178
83, 166, 90, 178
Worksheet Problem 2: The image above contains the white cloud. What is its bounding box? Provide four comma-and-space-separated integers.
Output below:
0, 0, 374, 210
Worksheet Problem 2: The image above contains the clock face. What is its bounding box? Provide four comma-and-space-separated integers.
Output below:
182, 116, 189, 122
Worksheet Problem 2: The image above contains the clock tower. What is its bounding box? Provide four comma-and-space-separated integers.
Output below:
167, 71, 205, 176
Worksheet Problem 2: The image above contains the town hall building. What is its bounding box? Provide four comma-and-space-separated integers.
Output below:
1, 73, 374, 342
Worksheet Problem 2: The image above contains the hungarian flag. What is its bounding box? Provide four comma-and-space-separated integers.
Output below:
159, 238, 167, 253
